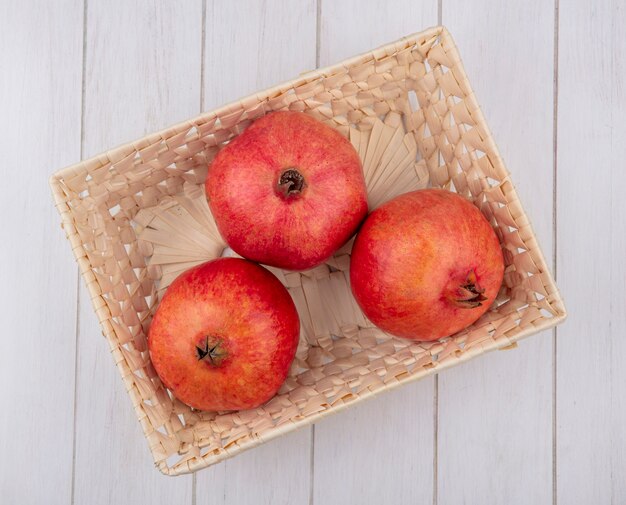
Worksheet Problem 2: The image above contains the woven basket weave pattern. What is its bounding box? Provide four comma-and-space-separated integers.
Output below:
50, 26, 566, 475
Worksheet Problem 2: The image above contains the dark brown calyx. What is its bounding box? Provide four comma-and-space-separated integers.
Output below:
277, 168, 306, 197
195, 335, 228, 367
449, 270, 488, 309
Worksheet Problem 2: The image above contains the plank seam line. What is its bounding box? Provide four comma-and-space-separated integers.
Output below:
552, 0, 560, 503
71, 1, 89, 503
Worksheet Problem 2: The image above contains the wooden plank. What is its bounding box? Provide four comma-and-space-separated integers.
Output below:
0, 2, 82, 503
313, 3, 438, 504
202, 430, 312, 504
437, 2, 556, 503
196, 1, 317, 504
73, 1, 201, 502
556, 1, 626, 502
314, 386, 435, 504
318, 0, 438, 65
202, 0, 317, 111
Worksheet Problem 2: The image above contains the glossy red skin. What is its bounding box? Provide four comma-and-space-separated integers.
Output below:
350, 189, 505, 341
148, 258, 300, 411
205, 111, 368, 270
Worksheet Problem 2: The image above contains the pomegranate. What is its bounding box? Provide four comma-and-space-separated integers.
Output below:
350, 189, 504, 341
148, 258, 300, 411
206, 111, 368, 270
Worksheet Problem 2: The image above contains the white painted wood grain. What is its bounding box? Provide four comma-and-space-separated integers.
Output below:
196, 2, 317, 504
202, 0, 317, 112
207, 430, 314, 505
318, 0, 438, 66
73, 1, 201, 503
313, 3, 438, 504
0, 2, 82, 504
556, 1, 626, 502
314, 386, 435, 505
437, 2, 556, 504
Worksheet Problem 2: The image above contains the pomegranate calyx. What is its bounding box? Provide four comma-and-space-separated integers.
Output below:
196, 336, 228, 367
277, 168, 306, 197
450, 270, 488, 309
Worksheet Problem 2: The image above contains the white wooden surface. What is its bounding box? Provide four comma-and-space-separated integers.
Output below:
0, 2, 82, 504
2, 1, 625, 504
556, 1, 626, 503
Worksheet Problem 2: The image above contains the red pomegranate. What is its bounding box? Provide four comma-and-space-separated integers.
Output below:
148, 258, 300, 411
350, 189, 504, 341
205, 111, 368, 270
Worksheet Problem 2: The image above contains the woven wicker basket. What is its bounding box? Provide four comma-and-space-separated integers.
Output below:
50, 26, 566, 476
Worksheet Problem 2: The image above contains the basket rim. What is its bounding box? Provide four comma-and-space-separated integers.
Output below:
49, 24, 567, 476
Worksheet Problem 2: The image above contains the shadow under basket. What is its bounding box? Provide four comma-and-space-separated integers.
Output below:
49, 26, 566, 476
